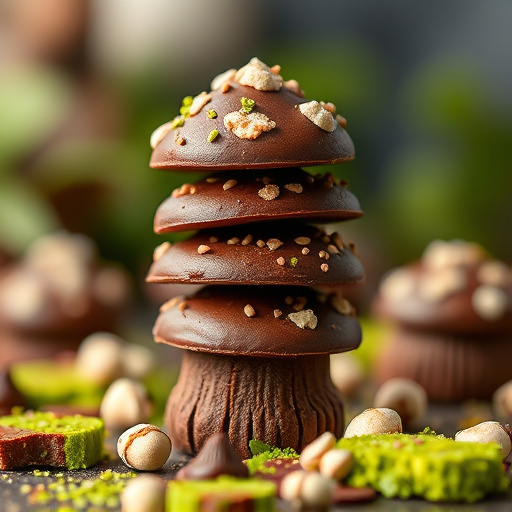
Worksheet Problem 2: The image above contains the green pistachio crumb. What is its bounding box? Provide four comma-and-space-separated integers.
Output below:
207, 109, 218, 119
170, 116, 185, 129
290, 257, 299, 267
180, 96, 194, 118
207, 129, 220, 142
240, 97, 255, 113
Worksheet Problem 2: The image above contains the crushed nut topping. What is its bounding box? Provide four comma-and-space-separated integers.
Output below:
302, 247, 310, 255
224, 111, 276, 140
258, 184, 280, 200
150, 121, 173, 149
294, 237, 311, 246
235, 57, 283, 91
244, 304, 256, 317
256, 239, 266, 248
327, 244, 339, 255
175, 135, 186, 146
189, 92, 212, 116
209, 236, 219, 244
319, 251, 329, 260
284, 183, 303, 194
227, 237, 240, 245
241, 235, 253, 246
274, 309, 283, 318
262, 176, 273, 185
320, 101, 337, 113
221, 82, 231, 93
298, 101, 336, 132
207, 109, 218, 119
277, 257, 286, 266
290, 257, 298, 267
288, 309, 318, 329
330, 295, 355, 316
283, 79, 305, 98
172, 183, 196, 198
321, 263, 329, 272
285, 296, 294, 305
331, 232, 344, 250
223, 179, 238, 191
270, 64, 281, 74
160, 296, 184, 312
178, 301, 188, 311
336, 114, 347, 128
321, 235, 331, 244
293, 296, 307, 311
153, 242, 172, 262
211, 69, 236, 90
197, 245, 211, 254
206, 177, 219, 183
267, 238, 284, 251
207, 129, 220, 142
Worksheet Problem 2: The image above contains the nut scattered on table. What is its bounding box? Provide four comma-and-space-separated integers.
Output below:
121, 474, 166, 512
344, 408, 402, 438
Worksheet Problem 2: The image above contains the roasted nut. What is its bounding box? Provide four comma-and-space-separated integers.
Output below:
118, 424, 171, 471
493, 380, 512, 419
318, 449, 354, 480
280, 470, 335, 508
100, 378, 152, 431
455, 421, 512, 459
330, 353, 365, 398
373, 378, 427, 427
121, 474, 166, 512
300, 431, 337, 471
344, 408, 402, 438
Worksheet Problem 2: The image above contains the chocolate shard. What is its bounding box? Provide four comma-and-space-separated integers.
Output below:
176, 433, 248, 480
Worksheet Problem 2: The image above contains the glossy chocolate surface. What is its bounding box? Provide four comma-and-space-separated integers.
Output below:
150, 82, 354, 171
154, 168, 362, 233
153, 285, 361, 357
148, 223, 364, 286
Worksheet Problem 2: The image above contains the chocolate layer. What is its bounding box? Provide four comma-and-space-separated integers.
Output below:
150, 82, 354, 171
154, 169, 362, 233
148, 224, 364, 286
153, 285, 361, 357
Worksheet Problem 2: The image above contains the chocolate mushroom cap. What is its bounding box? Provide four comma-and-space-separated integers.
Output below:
150, 82, 354, 171
153, 285, 361, 357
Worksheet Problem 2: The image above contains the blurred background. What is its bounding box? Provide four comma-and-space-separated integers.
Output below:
1, 0, 512, 315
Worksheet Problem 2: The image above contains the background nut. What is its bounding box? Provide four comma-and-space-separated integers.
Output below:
280, 470, 335, 508
344, 408, 402, 438
299, 431, 337, 471
318, 449, 354, 480
121, 474, 165, 512
455, 421, 512, 459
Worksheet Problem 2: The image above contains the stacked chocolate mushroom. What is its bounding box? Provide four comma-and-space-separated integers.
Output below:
147, 58, 364, 460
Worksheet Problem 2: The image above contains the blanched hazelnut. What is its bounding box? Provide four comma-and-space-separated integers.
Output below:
121, 474, 165, 512
455, 421, 512, 459
280, 470, 335, 508
300, 431, 336, 471
344, 408, 402, 438
373, 378, 427, 427
318, 449, 354, 480
100, 378, 152, 431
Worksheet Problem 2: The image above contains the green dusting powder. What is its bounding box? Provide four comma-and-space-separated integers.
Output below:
0, 411, 104, 470
246, 440, 299, 475
337, 433, 509, 503
167, 477, 276, 512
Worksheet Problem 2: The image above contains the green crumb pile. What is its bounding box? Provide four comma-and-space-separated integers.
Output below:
167, 477, 276, 512
337, 433, 509, 503
246, 440, 299, 475
0, 411, 104, 470
27, 469, 136, 509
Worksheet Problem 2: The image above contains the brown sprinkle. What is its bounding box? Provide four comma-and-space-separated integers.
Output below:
294, 237, 311, 246
223, 179, 238, 191
267, 238, 284, 251
153, 242, 171, 262
284, 183, 303, 194
258, 184, 280, 201
178, 301, 188, 311
327, 244, 339, 255
221, 82, 231, 93
172, 183, 195, 198
244, 304, 256, 317
277, 257, 286, 266
227, 237, 240, 245
302, 247, 310, 255
197, 245, 211, 254
241, 235, 253, 246
274, 309, 283, 318
285, 296, 294, 305
256, 239, 266, 248
319, 251, 329, 260
331, 232, 344, 250
321, 263, 329, 272
174, 135, 186, 146
160, 296, 183, 312
336, 114, 347, 128
322, 235, 331, 244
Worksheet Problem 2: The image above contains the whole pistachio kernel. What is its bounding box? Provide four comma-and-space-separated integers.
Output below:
207, 129, 220, 142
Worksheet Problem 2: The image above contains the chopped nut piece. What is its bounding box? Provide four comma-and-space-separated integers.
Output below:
327, 244, 339, 254
319, 250, 329, 260
283, 79, 305, 98
227, 237, 240, 245
235, 57, 283, 91
256, 239, 266, 248
241, 235, 253, 246
189, 91, 212, 116
277, 257, 286, 266
175, 135, 186, 146
221, 82, 231, 93
153, 242, 171, 262
206, 177, 219, 183
207, 129, 220, 142
330, 295, 355, 316
321, 263, 329, 272
159, 296, 184, 312
320, 101, 337, 113
209, 236, 219, 243
274, 309, 283, 318
224, 111, 276, 140
288, 309, 318, 329
240, 97, 255, 113
294, 237, 311, 246
302, 247, 310, 255
197, 245, 211, 254
270, 64, 281, 74
211, 69, 237, 90
336, 114, 347, 128
285, 296, 294, 305
293, 296, 307, 311
244, 304, 256, 317
207, 109, 218, 119
150, 121, 173, 149
298, 101, 336, 132
223, 179, 238, 191
284, 183, 303, 194
331, 232, 344, 250
178, 301, 187, 311
266, 238, 284, 251
321, 234, 331, 244
290, 257, 298, 267
262, 176, 272, 185
172, 183, 195, 198
258, 184, 280, 201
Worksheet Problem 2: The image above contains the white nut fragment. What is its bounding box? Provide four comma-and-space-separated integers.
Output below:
211, 68, 237, 91
493, 380, 512, 419
471, 285, 509, 321
455, 421, 512, 459
330, 353, 365, 398
288, 309, 318, 329
344, 408, 402, 438
373, 378, 427, 426
121, 474, 166, 512
223, 111, 276, 140
319, 449, 354, 480
280, 470, 335, 508
188, 91, 211, 116
298, 101, 336, 132
235, 57, 283, 91
300, 431, 337, 471
150, 121, 173, 149
118, 424, 171, 471
100, 378, 152, 431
